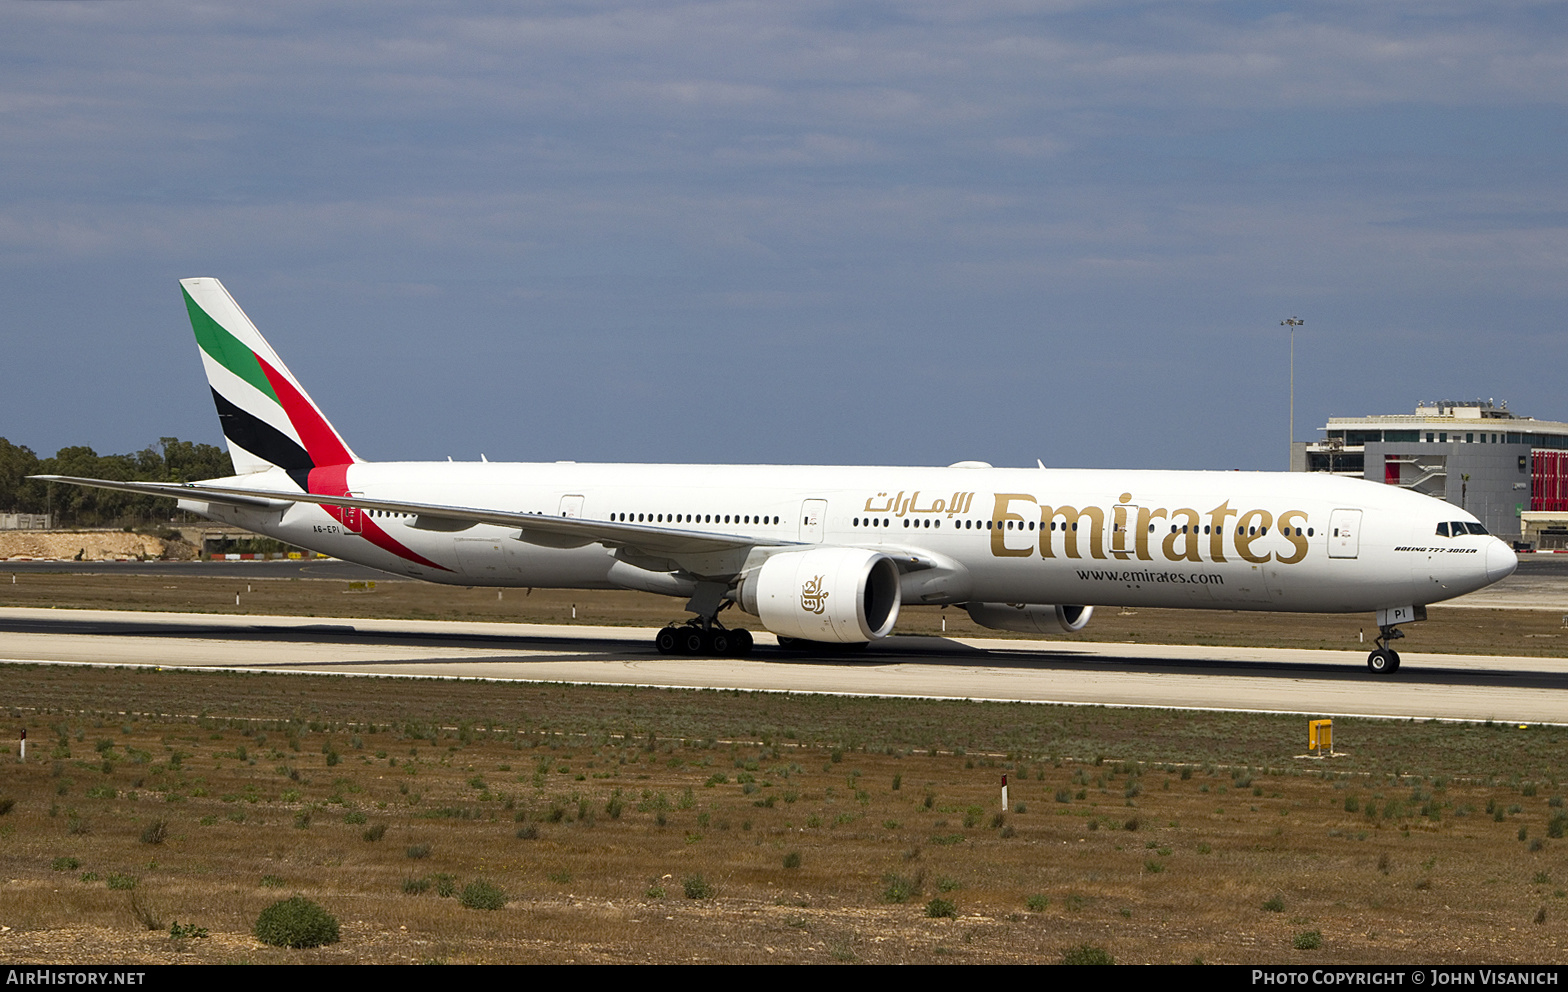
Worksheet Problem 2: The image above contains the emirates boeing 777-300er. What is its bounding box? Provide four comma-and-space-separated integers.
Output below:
39, 278, 1519, 673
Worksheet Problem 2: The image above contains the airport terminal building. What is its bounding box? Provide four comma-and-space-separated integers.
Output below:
1291, 400, 1568, 547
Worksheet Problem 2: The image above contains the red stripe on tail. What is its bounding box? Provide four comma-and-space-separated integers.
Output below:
257, 357, 355, 467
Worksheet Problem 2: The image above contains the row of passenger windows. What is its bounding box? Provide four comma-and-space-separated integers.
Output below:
363, 508, 784, 527
612, 512, 780, 526
1437, 521, 1489, 536
364, 506, 1328, 541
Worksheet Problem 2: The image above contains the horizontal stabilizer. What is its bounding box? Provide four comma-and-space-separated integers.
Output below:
30, 475, 295, 511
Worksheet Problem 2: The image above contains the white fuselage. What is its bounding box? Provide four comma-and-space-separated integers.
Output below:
183, 461, 1515, 615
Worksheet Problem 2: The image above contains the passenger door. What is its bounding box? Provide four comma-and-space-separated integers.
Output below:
799, 499, 827, 543
1328, 509, 1362, 559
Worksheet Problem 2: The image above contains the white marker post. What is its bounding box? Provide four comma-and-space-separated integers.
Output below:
1001, 774, 1008, 812
18, 728, 25, 763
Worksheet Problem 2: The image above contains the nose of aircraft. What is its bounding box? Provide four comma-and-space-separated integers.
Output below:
1486, 538, 1518, 585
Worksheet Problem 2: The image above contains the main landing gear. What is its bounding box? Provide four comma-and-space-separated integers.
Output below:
655, 619, 754, 657
654, 581, 754, 656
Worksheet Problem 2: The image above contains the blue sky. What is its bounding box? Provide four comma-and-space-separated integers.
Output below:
4, 1, 1565, 471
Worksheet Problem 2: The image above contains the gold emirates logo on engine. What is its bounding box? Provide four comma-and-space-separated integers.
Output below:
800, 575, 829, 614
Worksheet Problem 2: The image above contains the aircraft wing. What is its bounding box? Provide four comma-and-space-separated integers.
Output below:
36, 473, 840, 564
34, 474, 764, 553
34, 475, 944, 579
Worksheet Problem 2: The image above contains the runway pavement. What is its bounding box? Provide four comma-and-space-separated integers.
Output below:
2, 607, 1563, 725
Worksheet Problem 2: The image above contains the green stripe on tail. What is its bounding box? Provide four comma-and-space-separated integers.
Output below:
183, 286, 279, 404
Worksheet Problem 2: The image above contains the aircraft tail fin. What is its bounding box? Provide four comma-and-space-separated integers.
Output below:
181, 278, 359, 484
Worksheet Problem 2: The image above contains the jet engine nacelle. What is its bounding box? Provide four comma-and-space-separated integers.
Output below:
965, 602, 1094, 634
737, 548, 901, 643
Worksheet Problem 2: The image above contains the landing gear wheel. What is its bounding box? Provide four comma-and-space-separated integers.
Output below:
655, 626, 679, 655
728, 628, 753, 656
708, 629, 730, 655
1366, 648, 1400, 674
678, 627, 707, 655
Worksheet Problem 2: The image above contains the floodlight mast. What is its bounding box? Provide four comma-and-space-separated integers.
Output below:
1281, 317, 1304, 469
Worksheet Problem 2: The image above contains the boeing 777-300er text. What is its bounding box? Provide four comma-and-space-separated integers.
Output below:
38, 278, 1520, 673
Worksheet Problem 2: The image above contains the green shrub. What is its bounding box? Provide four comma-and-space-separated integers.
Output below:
460, 880, 507, 910
1026, 894, 1048, 911
1061, 943, 1114, 965
1293, 930, 1322, 950
168, 921, 208, 940
253, 896, 340, 948
683, 874, 713, 899
406, 844, 431, 859
782, 850, 801, 869
925, 898, 957, 918
51, 856, 80, 872
402, 877, 430, 895
139, 819, 167, 845
882, 871, 924, 904
362, 823, 386, 842
1263, 896, 1285, 913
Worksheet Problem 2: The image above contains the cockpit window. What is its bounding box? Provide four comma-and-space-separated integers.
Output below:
1439, 520, 1489, 537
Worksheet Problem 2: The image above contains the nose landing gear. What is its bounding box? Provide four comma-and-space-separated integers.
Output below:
1366, 605, 1426, 674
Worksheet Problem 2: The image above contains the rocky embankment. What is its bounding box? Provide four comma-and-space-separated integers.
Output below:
0, 530, 198, 561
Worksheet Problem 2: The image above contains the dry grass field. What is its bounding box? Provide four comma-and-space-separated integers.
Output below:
1, 663, 1565, 965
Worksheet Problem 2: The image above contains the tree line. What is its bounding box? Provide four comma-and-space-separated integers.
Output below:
0, 437, 233, 527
